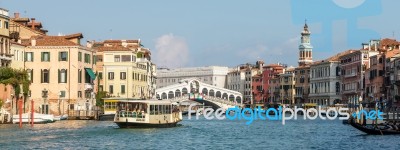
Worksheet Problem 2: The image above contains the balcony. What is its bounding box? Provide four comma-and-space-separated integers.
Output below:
85, 84, 93, 90
344, 73, 357, 78
294, 94, 303, 98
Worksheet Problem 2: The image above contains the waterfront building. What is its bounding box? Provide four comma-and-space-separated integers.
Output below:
92, 40, 156, 99
157, 66, 228, 89
9, 12, 47, 40
268, 75, 281, 104
308, 51, 352, 106
279, 67, 296, 105
263, 64, 284, 104
339, 43, 379, 105
365, 52, 385, 102
0, 8, 11, 67
9, 13, 48, 69
294, 65, 310, 105
9, 40, 25, 69
251, 74, 263, 104
227, 67, 245, 99
21, 33, 97, 116
388, 54, 400, 107
227, 61, 263, 106
379, 38, 400, 107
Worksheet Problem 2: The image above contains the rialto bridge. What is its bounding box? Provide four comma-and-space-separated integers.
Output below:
155, 78, 243, 110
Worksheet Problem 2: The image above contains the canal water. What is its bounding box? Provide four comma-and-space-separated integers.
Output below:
1, 115, 400, 149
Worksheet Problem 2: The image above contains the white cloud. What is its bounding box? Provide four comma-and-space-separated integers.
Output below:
154, 34, 189, 68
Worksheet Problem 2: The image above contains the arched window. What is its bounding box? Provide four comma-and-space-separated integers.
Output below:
41, 69, 50, 83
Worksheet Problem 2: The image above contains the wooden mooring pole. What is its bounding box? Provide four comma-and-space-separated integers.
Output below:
31, 100, 34, 127
18, 99, 22, 128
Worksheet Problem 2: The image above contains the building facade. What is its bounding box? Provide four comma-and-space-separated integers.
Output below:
157, 66, 228, 89
294, 66, 310, 105
22, 33, 96, 115
264, 64, 285, 104
309, 59, 342, 106
339, 47, 378, 105
0, 8, 11, 67
279, 67, 295, 105
93, 40, 156, 99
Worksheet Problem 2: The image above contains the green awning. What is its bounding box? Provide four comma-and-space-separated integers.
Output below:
85, 68, 96, 80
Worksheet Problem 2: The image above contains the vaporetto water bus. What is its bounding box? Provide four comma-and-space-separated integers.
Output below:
114, 99, 182, 128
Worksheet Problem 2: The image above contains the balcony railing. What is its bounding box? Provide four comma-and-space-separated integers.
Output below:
85, 84, 93, 90
344, 73, 357, 78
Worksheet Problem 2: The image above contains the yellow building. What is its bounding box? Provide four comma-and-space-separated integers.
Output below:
279, 67, 296, 105
21, 33, 96, 115
0, 8, 11, 67
92, 40, 156, 99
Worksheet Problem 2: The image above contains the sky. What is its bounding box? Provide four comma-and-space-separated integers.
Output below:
1, 0, 399, 68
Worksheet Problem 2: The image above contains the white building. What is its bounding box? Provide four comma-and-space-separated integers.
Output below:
156, 66, 228, 89
227, 62, 264, 104
309, 58, 342, 106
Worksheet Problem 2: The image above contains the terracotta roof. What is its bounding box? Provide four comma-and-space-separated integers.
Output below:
103, 40, 122, 43
10, 40, 26, 46
385, 49, 400, 58
380, 38, 400, 47
252, 74, 262, 78
327, 49, 357, 61
11, 18, 30, 22
103, 39, 140, 44
10, 20, 46, 35
27, 22, 42, 27
27, 33, 84, 46
95, 46, 132, 52
64, 33, 83, 39
126, 40, 139, 43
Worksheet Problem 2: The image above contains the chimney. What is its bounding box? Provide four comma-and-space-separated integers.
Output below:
14, 12, 20, 18
31, 39, 36, 46
31, 18, 36, 30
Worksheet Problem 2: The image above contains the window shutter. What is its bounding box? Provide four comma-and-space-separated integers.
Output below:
65, 69, 68, 83
58, 52, 61, 61
31, 69, 34, 83
41, 52, 44, 61
24, 53, 27, 61
58, 69, 61, 83
32, 53, 34, 62
41, 69, 43, 83
66, 52, 68, 61
48, 69, 50, 83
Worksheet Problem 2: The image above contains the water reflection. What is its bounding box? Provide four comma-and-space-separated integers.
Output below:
1, 117, 400, 149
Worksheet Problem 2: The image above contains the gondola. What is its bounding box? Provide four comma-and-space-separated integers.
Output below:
350, 120, 400, 135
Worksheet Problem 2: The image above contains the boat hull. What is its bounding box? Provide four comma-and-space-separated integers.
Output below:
12, 113, 54, 124
115, 122, 179, 128
350, 120, 400, 135
99, 114, 115, 121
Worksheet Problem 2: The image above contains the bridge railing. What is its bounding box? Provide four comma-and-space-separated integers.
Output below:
165, 95, 242, 107
204, 96, 242, 107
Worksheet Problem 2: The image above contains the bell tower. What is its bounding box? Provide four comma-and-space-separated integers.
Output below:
298, 20, 313, 66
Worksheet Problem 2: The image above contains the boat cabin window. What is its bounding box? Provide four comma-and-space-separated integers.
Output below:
150, 105, 155, 115
116, 102, 148, 118
104, 101, 117, 110
149, 104, 172, 115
